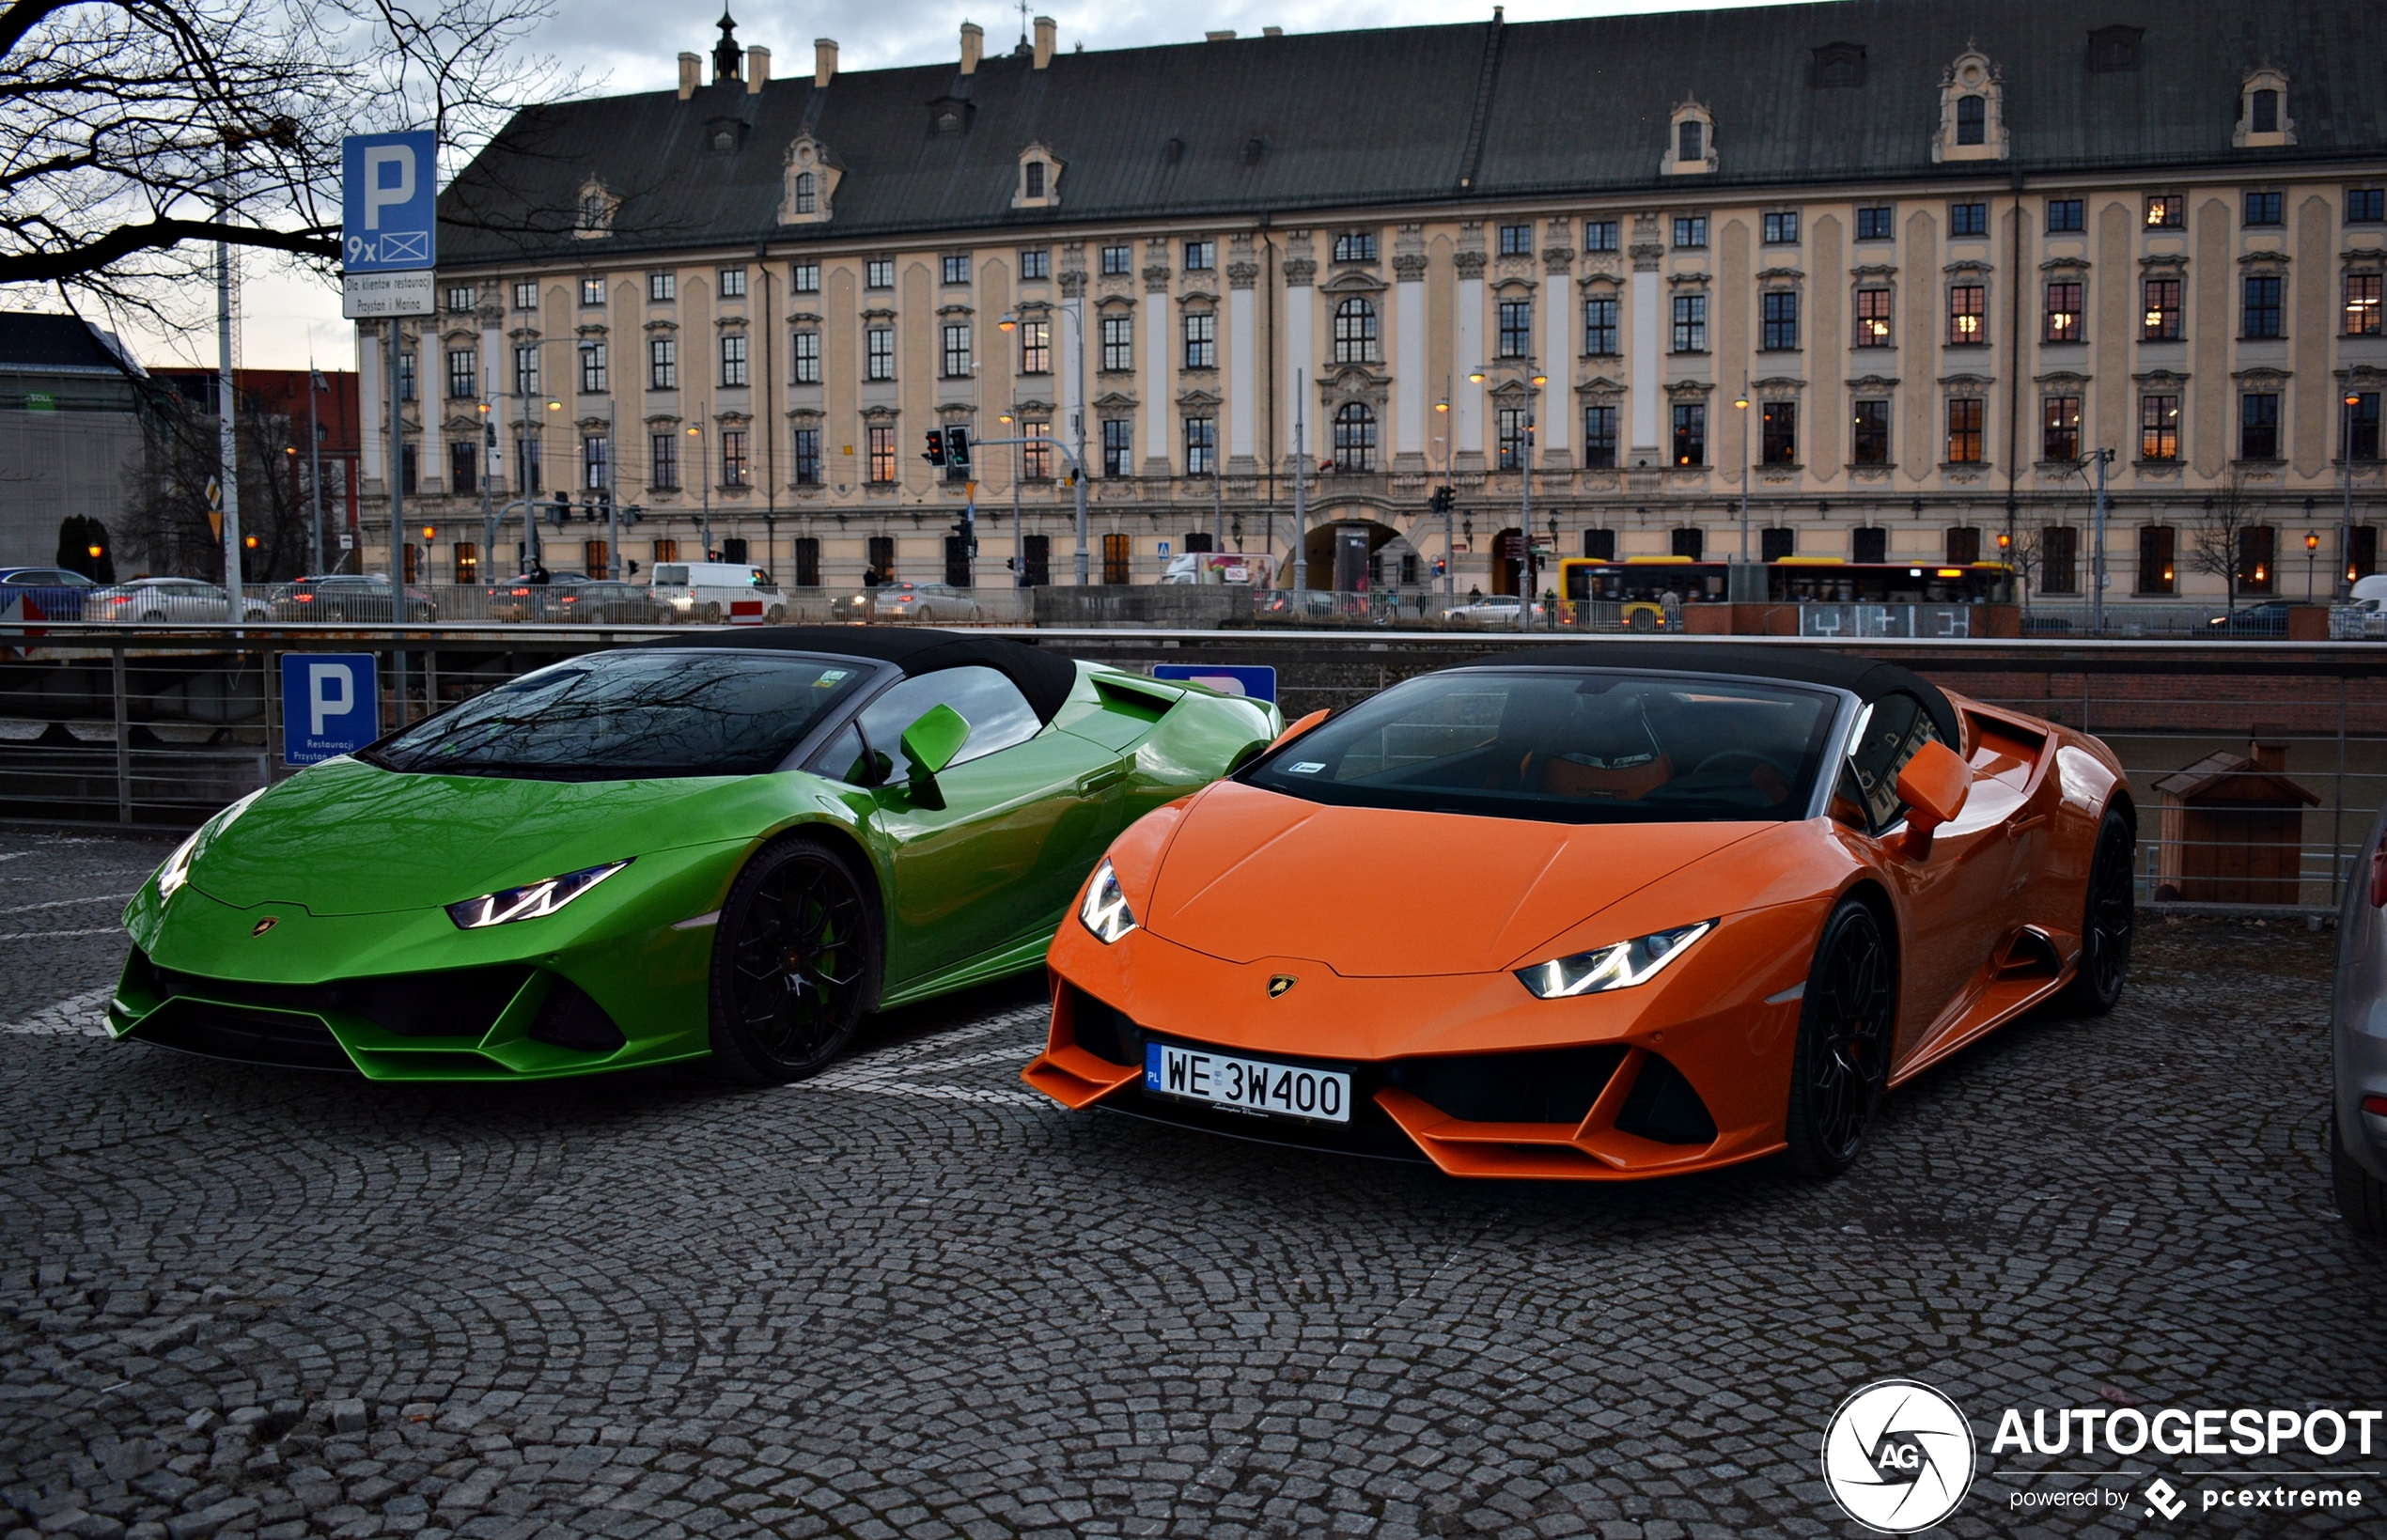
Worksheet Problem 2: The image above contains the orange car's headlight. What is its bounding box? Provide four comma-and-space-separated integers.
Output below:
1517, 920, 1713, 999
1078, 859, 1138, 944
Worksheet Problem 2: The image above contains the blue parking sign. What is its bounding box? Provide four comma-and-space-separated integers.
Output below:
282, 654, 381, 766
341, 132, 438, 272
1150, 663, 1276, 704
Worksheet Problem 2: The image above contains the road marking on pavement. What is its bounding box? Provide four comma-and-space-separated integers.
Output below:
1, 987, 116, 1037
0, 892, 135, 916
798, 1006, 1049, 1106
0, 927, 123, 942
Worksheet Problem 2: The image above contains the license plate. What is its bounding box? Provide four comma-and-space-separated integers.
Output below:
1144, 1041, 1351, 1124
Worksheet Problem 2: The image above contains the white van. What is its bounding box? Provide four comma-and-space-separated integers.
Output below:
649, 562, 788, 625
2344, 575, 2387, 639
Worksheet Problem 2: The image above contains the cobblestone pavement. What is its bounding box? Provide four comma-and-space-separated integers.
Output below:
3, 825, 2383, 1540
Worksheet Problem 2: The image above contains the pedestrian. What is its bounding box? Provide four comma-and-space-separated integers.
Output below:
528, 558, 551, 585
1660, 585, 1683, 630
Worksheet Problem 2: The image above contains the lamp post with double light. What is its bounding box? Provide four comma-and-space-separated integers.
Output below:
997, 303, 1090, 585
1467, 363, 1546, 630
2348, 392, 2364, 599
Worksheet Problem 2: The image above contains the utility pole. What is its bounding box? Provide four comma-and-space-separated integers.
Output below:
306, 366, 326, 576
1291, 368, 1307, 595
1736, 381, 1753, 561
477, 400, 494, 583
2347, 392, 2363, 599
1517, 386, 1535, 632
2091, 445, 2113, 635
385, 317, 405, 626
1069, 292, 1090, 585
215, 159, 244, 625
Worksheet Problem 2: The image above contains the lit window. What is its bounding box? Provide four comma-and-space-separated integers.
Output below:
2145, 194, 2184, 228
580, 276, 604, 306
2042, 397, 2081, 460
1020, 319, 1051, 375
1945, 398, 1984, 463
1760, 401, 1796, 465
1855, 288, 1892, 348
1496, 406, 1528, 470
2348, 274, 2383, 336
866, 425, 896, 484
2144, 278, 2182, 340
1851, 401, 1889, 464
721, 429, 748, 486
1671, 402, 1706, 466
2045, 281, 2082, 343
2140, 394, 2179, 461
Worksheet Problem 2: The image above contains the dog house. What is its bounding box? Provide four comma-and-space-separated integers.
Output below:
2152, 741, 2319, 905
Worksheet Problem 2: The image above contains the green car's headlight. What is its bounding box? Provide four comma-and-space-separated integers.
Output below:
446, 860, 631, 930
1078, 859, 1137, 944
1517, 920, 1714, 999
156, 787, 266, 900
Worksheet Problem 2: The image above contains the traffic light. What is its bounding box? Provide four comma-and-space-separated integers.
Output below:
953, 508, 978, 559
1428, 486, 1456, 515
945, 427, 971, 470
924, 429, 946, 466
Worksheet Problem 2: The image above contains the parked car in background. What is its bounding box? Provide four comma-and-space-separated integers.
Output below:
2331, 806, 2387, 1234
2207, 600, 2294, 638
1254, 589, 1343, 620
1447, 595, 1527, 626
484, 572, 592, 622
832, 583, 983, 624
270, 575, 438, 621
649, 562, 787, 625
86, 577, 271, 622
551, 581, 670, 624
0, 567, 95, 621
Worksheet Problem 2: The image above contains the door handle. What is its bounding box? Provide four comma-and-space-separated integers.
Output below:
1075, 761, 1130, 795
2005, 814, 2049, 841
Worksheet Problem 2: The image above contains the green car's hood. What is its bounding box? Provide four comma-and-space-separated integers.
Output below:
186, 757, 756, 916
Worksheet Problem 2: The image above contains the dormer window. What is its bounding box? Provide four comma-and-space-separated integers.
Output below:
1013, 143, 1063, 210
1677, 120, 1702, 162
776, 134, 840, 226
1956, 96, 1985, 145
1934, 50, 2007, 163
1662, 101, 1715, 177
792, 172, 816, 215
1026, 161, 1045, 197
2236, 70, 2295, 148
574, 179, 617, 240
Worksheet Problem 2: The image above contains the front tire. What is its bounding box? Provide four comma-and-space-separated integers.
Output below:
1784, 897, 1897, 1178
2057, 809, 2134, 1016
2333, 1117, 2387, 1236
707, 838, 879, 1084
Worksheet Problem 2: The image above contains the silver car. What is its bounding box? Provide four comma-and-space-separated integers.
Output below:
86, 577, 272, 622
2331, 806, 2387, 1232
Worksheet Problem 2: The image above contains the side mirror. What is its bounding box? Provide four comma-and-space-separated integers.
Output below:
897, 704, 971, 807
1894, 739, 1971, 857
1267, 708, 1331, 754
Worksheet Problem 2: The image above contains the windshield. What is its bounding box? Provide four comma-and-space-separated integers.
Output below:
366, 649, 871, 780
1242, 668, 1841, 824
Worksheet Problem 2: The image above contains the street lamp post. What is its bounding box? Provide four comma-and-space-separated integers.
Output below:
1735, 384, 1752, 561
1467, 363, 1545, 630
997, 305, 1091, 584
2348, 392, 2364, 599
306, 366, 327, 576
687, 422, 710, 556
2308, 529, 2321, 603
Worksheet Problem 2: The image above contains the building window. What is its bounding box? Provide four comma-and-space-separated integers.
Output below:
2243, 274, 2284, 338
866, 425, 896, 484
2143, 278, 2182, 340
2042, 396, 2081, 461
2045, 281, 2083, 343
1101, 532, 1131, 584
445, 284, 475, 313
1950, 201, 1988, 238
1672, 526, 1705, 560
1671, 294, 1708, 352
2250, 90, 2281, 135
1184, 416, 1215, 476
2348, 274, 2383, 335
941, 253, 971, 286
1676, 119, 1703, 162
2140, 393, 2180, 460
1671, 402, 1706, 467
1955, 96, 1986, 146
2246, 191, 2284, 227
791, 172, 817, 215
866, 327, 894, 381
512, 345, 538, 397
1584, 293, 1618, 354
1100, 418, 1131, 477
2241, 392, 2281, 459
1856, 205, 1895, 241
454, 542, 479, 584
1497, 299, 1533, 358
2239, 525, 2276, 594
2039, 526, 2078, 594
717, 267, 746, 299
2046, 198, 2083, 234
648, 272, 676, 303
1100, 244, 1131, 275
1946, 526, 1982, 566
793, 536, 820, 586
866, 535, 895, 579
1947, 284, 1986, 344
1584, 219, 1619, 253
2350, 189, 2387, 224
446, 349, 476, 398
790, 260, 820, 293
1498, 223, 1533, 257
1945, 398, 1985, 463
1495, 406, 1528, 471
2351, 393, 2382, 460
866, 257, 894, 289
1183, 241, 1214, 272
397, 350, 416, 402
792, 330, 820, 384
1333, 232, 1378, 263
449, 439, 477, 495
1760, 401, 1797, 465
720, 429, 748, 486
649, 432, 679, 490
649, 336, 677, 390
719, 334, 747, 386
2351, 525, 2379, 581
1583, 405, 1617, 468
1020, 248, 1050, 280
1182, 312, 1216, 369
1753, 526, 1792, 562
1852, 526, 1887, 563
1332, 403, 1376, 471
1582, 528, 1617, 560
513, 279, 537, 309
580, 276, 604, 306
942, 323, 972, 378
1855, 288, 1893, 347
1015, 318, 1050, 375
513, 433, 540, 493
1100, 314, 1132, 372
1022, 421, 1053, 480
1762, 210, 1800, 244
1673, 215, 1708, 249
583, 434, 609, 490
2137, 525, 2176, 594
1022, 160, 1046, 200
2145, 194, 2185, 228
1761, 290, 1798, 350
578, 343, 607, 393
1334, 298, 1378, 364
792, 427, 820, 486
1852, 400, 1890, 464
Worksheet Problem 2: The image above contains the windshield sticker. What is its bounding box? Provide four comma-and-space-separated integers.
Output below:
819, 669, 850, 684
1286, 762, 1326, 774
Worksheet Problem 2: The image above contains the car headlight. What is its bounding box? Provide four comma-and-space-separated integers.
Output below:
446, 860, 631, 929
155, 787, 267, 900
1516, 920, 1714, 999
1078, 859, 1137, 944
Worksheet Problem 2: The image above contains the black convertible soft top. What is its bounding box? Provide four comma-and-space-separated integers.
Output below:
1479, 643, 1960, 746
632, 627, 1082, 724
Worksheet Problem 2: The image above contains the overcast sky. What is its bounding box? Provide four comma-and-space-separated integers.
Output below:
138, 0, 1771, 372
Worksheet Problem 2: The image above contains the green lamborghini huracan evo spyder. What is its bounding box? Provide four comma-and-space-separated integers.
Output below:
110, 629, 1280, 1083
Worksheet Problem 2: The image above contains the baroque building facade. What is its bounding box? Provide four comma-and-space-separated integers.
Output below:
363, 0, 2387, 601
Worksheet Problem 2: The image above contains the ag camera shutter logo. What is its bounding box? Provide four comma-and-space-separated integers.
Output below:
1820, 1378, 1978, 1532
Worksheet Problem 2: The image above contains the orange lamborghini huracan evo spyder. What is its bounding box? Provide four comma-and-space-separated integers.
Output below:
1023, 644, 2135, 1181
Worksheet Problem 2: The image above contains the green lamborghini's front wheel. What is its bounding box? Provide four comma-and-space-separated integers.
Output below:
708, 837, 880, 1083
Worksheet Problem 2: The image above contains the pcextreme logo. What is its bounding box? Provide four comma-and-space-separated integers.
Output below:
1820, 1379, 1977, 1533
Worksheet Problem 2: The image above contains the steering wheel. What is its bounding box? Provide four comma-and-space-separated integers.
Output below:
1687, 749, 1798, 802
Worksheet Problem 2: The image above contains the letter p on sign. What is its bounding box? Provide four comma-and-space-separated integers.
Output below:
308, 663, 353, 736
363, 146, 413, 229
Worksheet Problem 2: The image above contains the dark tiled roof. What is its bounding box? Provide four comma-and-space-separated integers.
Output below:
438, 0, 2385, 265
0, 313, 142, 374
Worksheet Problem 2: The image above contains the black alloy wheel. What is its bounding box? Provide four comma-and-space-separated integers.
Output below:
708, 838, 878, 1083
2057, 810, 2135, 1017
1784, 897, 1897, 1178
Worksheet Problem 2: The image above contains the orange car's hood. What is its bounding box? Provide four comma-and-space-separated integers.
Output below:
1141, 781, 1767, 976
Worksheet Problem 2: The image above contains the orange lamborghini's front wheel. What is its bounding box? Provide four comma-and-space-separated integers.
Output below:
1784, 898, 1896, 1179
